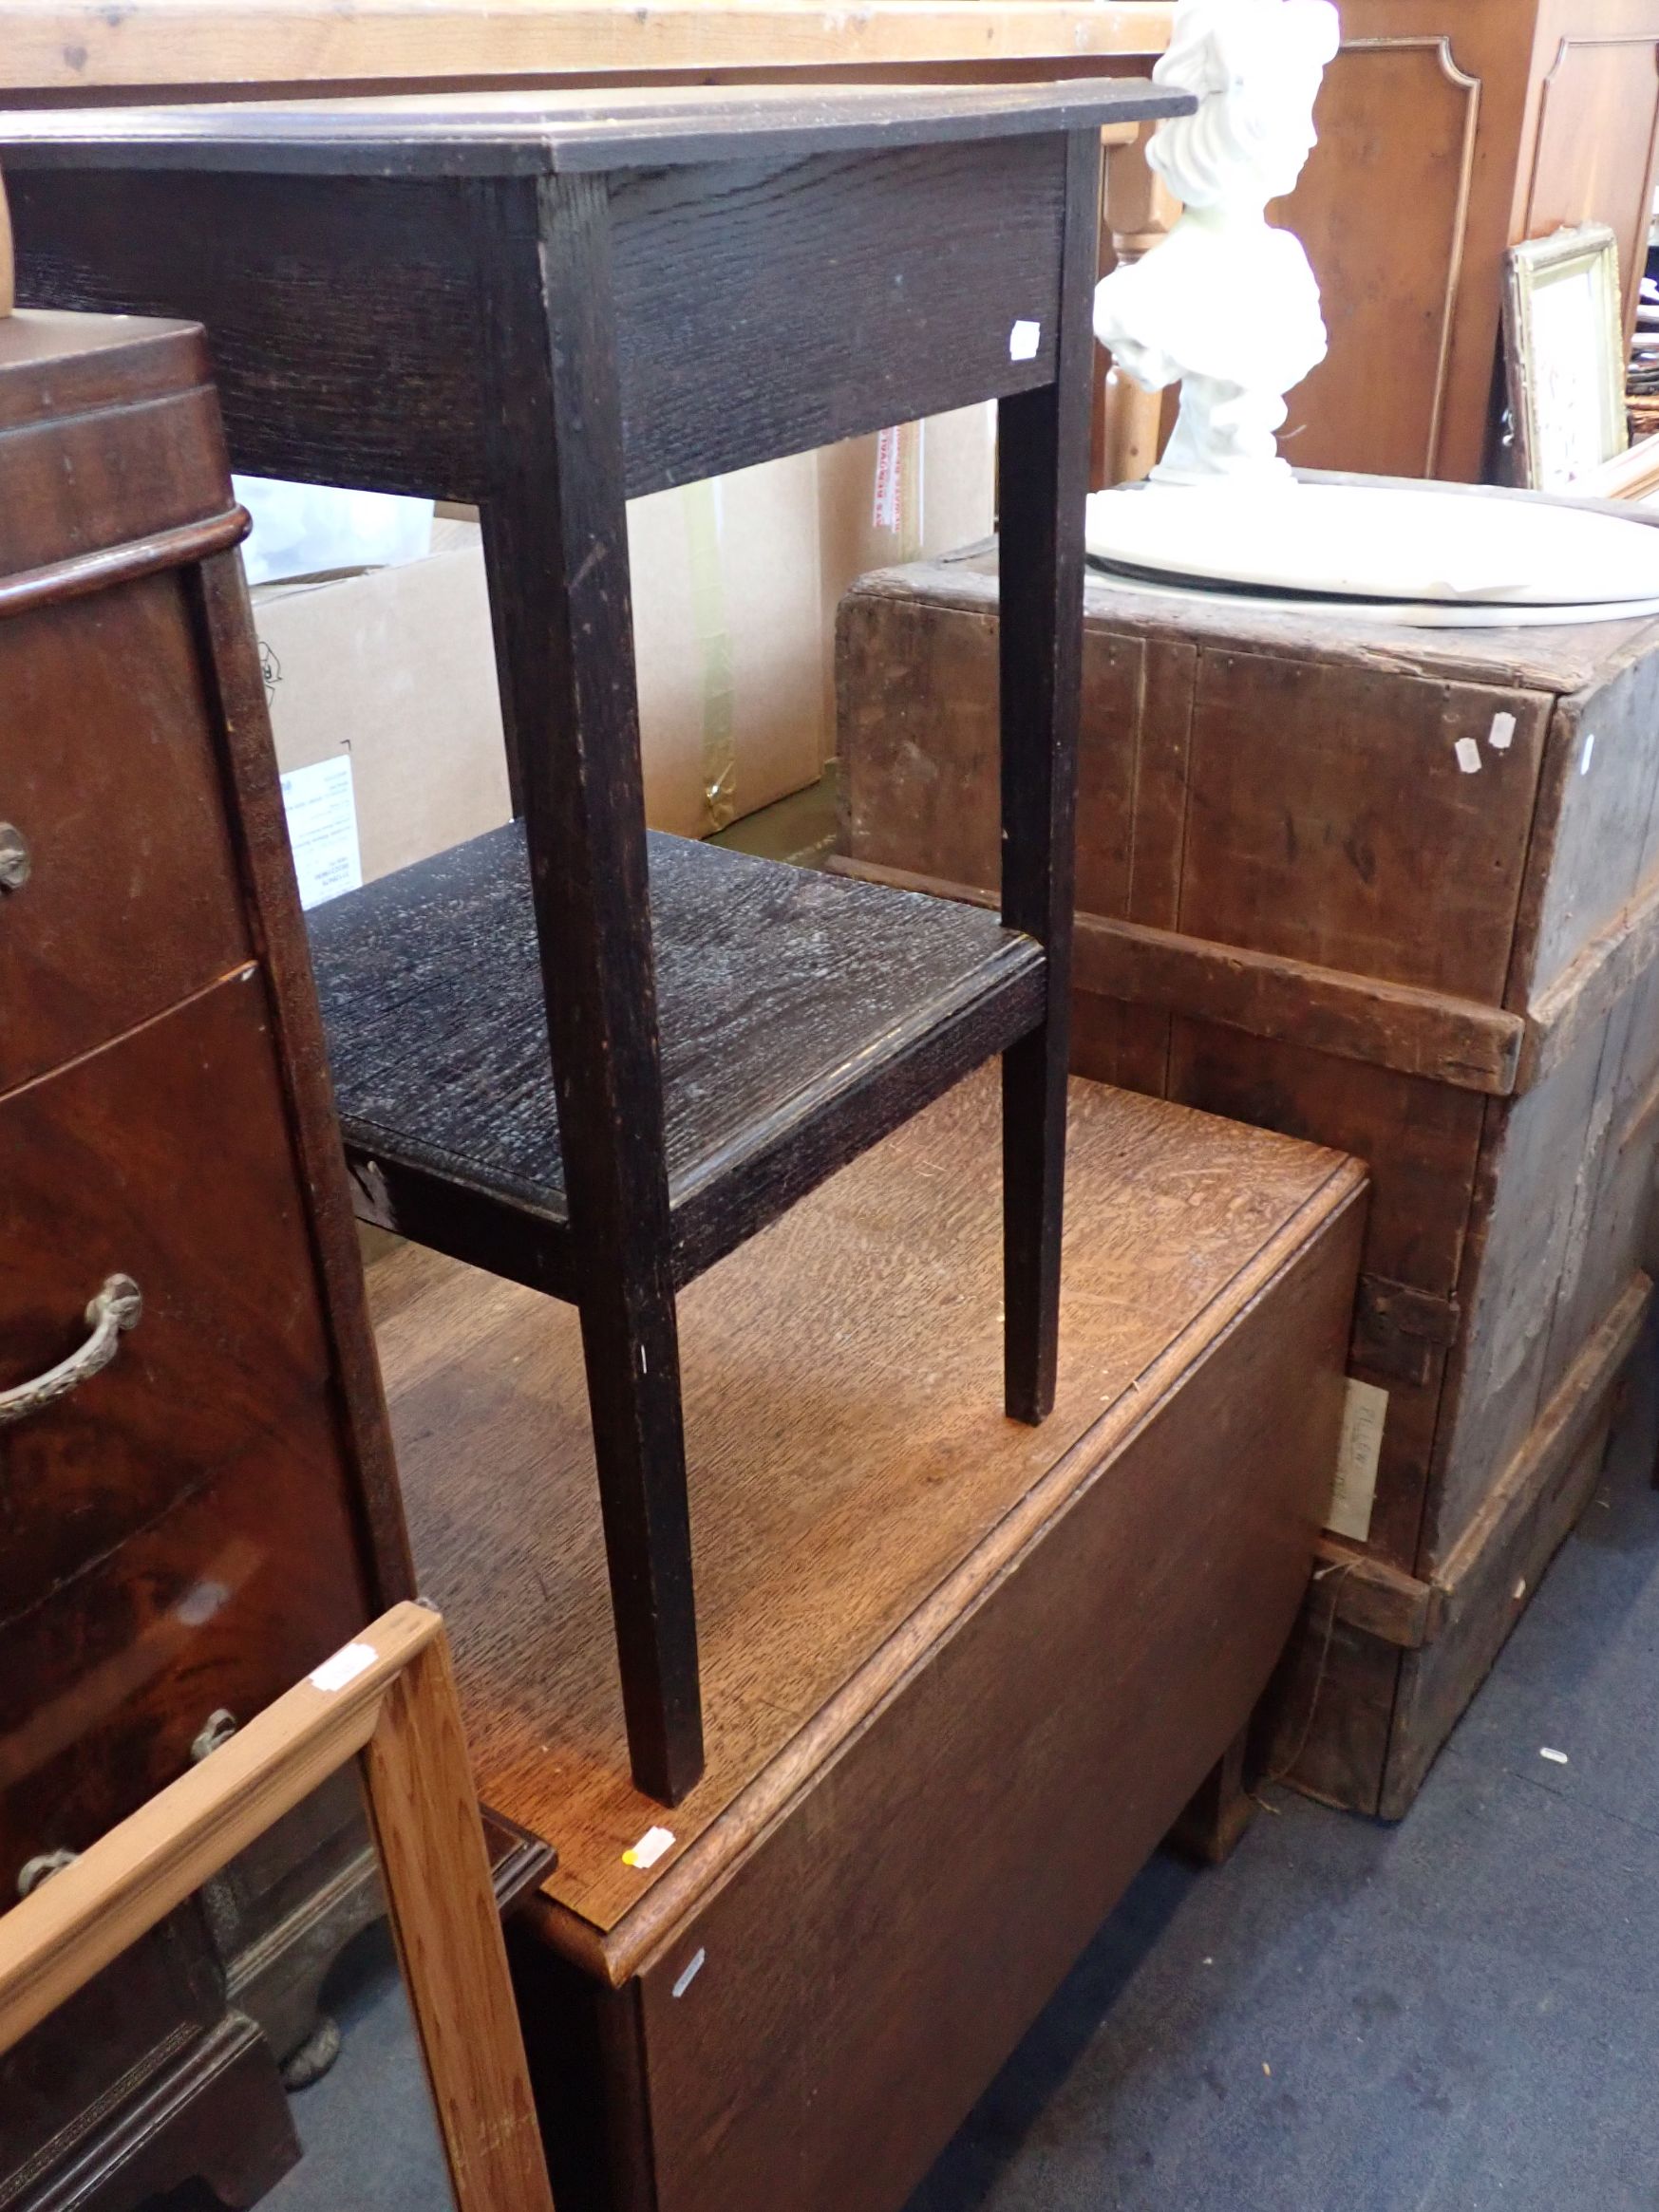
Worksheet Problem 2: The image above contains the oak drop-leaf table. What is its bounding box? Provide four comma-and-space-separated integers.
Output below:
3, 76, 1190, 1803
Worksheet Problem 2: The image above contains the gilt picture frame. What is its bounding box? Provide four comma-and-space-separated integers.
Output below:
1504, 222, 1629, 493
0, 1603, 556, 2212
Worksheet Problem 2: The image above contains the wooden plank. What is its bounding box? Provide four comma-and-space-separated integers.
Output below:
0, 4, 1172, 96
1074, 916, 1523, 1094
847, 547, 1637, 717
1311, 1537, 1443, 1651
1520, 862, 1659, 1090
1508, 657, 1659, 1009
1276, 1272, 1650, 1808
1257, 1607, 1399, 1818
1351, 1275, 1461, 1379
362, 1628, 556, 2212
829, 855, 1524, 1093
371, 1069, 1365, 1978
1381, 1271, 1651, 1818
1436, 1271, 1651, 1601
1427, 1008, 1616, 1564
1154, 1020, 1486, 1318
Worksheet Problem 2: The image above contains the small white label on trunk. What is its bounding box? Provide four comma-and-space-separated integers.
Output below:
670, 1948, 707, 1997
1489, 711, 1518, 751
279, 753, 362, 910
1328, 1378, 1388, 1543
1454, 737, 1482, 774
1009, 318, 1042, 362
1581, 732, 1597, 774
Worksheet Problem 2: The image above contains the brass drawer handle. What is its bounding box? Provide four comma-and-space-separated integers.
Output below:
17, 1849, 78, 1898
0, 1275, 143, 1428
0, 824, 29, 891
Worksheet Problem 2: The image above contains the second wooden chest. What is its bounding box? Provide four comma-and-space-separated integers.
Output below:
837, 539, 1659, 1816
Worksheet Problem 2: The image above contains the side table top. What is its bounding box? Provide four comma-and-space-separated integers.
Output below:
0, 75, 1190, 174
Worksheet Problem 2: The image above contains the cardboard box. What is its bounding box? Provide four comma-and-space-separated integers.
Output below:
817, 403, 997, 757
627, 450, 824, 834
255, 519, 512, 895
258, 414, 995, 898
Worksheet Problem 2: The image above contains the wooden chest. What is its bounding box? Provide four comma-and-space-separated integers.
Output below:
837, 541, 1659, 1818
377, 1070, 1365, 2212
0, 308, 418, 2203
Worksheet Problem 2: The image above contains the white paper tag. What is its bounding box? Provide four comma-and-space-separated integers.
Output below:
310, 1642, 377, 1693
670, 1948, 707, 1997
1009, 318, 1042, 362
622, 1825, 675, 1871
279, 754, 363, 910
1328, 1378, 1388, 1543
1488, 711, 1517, 752
1581, 732, 1597, 775
1454, 737, 1482, 775
872, 426, 901, 534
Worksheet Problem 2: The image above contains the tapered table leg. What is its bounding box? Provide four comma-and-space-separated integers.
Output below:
996, 128, 1100, 1425
480, 173, 703, 1805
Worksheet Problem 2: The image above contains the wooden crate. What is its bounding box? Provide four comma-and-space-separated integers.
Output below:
836, 542, 1659, 1817
374, 1071, 1364, 2212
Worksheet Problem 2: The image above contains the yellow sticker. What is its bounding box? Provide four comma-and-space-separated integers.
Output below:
622, 1825, 675, 1871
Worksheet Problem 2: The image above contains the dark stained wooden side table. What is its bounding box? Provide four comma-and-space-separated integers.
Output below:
1, 77, 1189, 1804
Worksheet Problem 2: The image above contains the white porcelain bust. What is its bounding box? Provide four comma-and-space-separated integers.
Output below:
1094, 0, 1342, 484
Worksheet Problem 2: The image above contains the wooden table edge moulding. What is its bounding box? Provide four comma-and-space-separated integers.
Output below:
0, 1603, 559, 2212
0, 76, 1195, 1809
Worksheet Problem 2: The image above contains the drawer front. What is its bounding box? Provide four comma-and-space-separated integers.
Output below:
0, 566, 250, 1095
0, 1438, 369, 1893
1, 1902, 221, 2189
0, 966, 345, 1621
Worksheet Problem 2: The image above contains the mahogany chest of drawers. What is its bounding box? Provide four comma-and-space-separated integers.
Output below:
0, 306, 415, 2204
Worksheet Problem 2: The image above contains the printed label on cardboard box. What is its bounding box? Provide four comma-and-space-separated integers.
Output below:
279, 754, 363, 910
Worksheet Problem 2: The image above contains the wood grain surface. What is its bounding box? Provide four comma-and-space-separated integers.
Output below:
0, 3, 1174, 98
627, 1190, 1361, 2212
0, 971, 343, 1625
313, 819, 1042, 1262
0, 81, 1183, 173
371, 1070, 1364, 1968
0, 568, 249, 1094
608, 131, 1065, 495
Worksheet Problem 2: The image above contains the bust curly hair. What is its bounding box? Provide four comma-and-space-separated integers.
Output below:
1148, 0, 1341, 210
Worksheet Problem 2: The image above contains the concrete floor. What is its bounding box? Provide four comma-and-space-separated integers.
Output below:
266, 1361, 1659, 2212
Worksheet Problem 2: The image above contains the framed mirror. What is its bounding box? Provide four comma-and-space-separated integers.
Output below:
0, 1603, 556, 2212
1504, 222, 1630, 492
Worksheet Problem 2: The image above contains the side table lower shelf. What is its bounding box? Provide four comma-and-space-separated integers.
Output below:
309, 821, 1045, 1293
